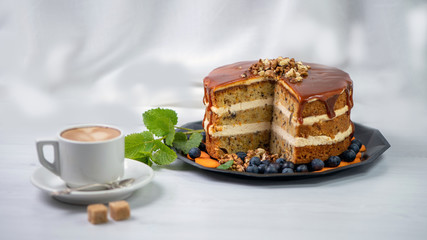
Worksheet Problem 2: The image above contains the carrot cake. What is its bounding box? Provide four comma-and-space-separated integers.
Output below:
202, 57, 354, 164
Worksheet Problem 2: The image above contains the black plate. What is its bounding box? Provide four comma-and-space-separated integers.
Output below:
176, 121, 390, 179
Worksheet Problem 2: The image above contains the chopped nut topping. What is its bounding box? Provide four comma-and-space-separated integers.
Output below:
265, 70, 274, 77
255, 148, 266, 156
248, 57, 310, 83
285, 68, 297, 78
218, 148, 282, 172
218, 153, 244, 172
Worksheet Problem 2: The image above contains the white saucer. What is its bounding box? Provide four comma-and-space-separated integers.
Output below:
31, 158, 154, 205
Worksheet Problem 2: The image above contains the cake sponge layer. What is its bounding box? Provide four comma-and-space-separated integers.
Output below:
209, 80, 275, 108
210, 104, 273, 126
206, 130, 271, 159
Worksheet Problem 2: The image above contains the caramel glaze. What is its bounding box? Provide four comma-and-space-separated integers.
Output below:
203, 60, 353, 140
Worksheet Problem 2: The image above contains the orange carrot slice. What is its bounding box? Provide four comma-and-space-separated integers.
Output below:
200, 151, 210, 158
356, 152, 362, 158
360, 145, 366, 152
352, 136, 355, 141
187, 151, 211, 160
195, 158, 220, 168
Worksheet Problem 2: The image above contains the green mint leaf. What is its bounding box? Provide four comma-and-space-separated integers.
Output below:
172, 132, 203, 154
172, 132, 187, 152
133, 154, 153, 167
164, 125, 176, 146
125, 132, 154, 159
217, 160, 234, 170
152, 140, 177, 165
143, 108, 177, 137
186, 132, 203, 152
157, 108, 178, 125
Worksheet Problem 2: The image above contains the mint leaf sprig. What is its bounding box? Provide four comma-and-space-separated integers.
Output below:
217, 160, 234, 170
125, 108, 204, 166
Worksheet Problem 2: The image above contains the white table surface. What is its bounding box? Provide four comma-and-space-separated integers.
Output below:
1, 102, 427, 240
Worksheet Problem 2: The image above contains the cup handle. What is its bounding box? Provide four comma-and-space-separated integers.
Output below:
36, 140, 60, 176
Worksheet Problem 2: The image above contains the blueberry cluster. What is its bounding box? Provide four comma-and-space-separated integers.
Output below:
301, 138, 363, 172
339, 138, 362, 162
246, 157, 297, 174
244, 138, 363, 174
245, 155, 325, 174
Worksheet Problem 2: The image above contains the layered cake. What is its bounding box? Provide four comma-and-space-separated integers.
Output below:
203, 57, 354, 164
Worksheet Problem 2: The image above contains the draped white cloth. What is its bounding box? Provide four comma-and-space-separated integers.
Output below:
0, 0, 426, 137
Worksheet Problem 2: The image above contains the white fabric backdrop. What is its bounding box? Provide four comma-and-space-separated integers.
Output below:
1, 0, 426, 138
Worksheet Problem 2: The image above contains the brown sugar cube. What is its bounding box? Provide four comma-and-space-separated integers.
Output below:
87, 204, 108, 224
109, 200, 130, 221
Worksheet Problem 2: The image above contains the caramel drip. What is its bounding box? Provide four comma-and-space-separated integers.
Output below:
203, 60, 353, 126
203, 79, 214, 142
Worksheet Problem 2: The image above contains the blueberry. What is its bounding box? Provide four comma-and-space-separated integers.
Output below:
188, 148, 201, 159
295, 164, 309, 172
265, 164, 279, 174
271, 163, 281, 171
249, 157, 262, 166
258, 164, 267, 173
351, 139, 362, 148
275, 158, 286, 165
236, 151, 247, 161
282, 161, 295, 169
325, 156, 341, 167
198, 142, 206, 152
348, 143, 360, 153
281, 168, 294, 174
201, 132, 206, 142
310, 158, 325, 171
246, 165, 259, 173
261, 160, 271, 166
340, 149, 356, 162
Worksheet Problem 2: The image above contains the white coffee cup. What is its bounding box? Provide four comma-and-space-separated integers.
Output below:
36, 124, 125, 187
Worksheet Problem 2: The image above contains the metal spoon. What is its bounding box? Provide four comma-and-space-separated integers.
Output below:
51, 178, 135, 195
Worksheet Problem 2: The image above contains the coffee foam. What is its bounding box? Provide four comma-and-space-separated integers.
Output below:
61, 126, 121, 142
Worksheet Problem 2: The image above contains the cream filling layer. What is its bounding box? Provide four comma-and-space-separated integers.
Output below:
275, 102, 349, 125
210, 122, 271, 137
271, 123, 353, 147
210, 98, 274, 116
